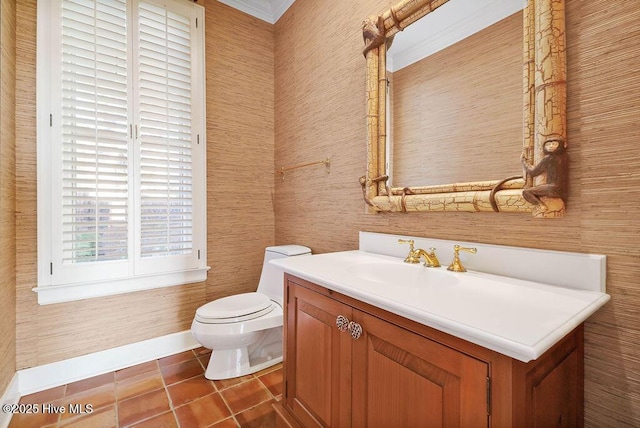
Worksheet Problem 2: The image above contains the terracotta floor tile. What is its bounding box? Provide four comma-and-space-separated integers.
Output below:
58, 404, 117, 428
167, 375, 216, 407
60, 383, 116, 420
19, 385, 66, 404
213, 374, 254, 391
257, 368, 283, 397
197, 352, 212, 369
116, 360, 159, 382
7, 399, 62, 428
235, 400, 277, 428
193, 346, 211, 358
160, 358, 204, 385
211, 417, 240, 428
118, 388, 171, 427
158, 350, 197, 367
129, 410, 178, 428
116, 370, 165, 401
10, 350, 285, 428
253, 363, 282, 377
174, 392, 231, 428
220, 378, 272, 414
65, 372, 114, 396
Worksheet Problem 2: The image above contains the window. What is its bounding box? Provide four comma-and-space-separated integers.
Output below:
36, 0, 207, 304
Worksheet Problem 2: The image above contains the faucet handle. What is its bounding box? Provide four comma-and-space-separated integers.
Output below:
398, 239, 420, 264
398, 238, 414, 248
447, 245, 477, 272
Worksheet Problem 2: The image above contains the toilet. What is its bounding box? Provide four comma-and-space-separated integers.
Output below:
191, 245, 311, 380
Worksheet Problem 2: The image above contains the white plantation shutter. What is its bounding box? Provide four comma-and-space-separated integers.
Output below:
37, 0, 207, 304
60, 0, 130, 265
138, 1, 193, 259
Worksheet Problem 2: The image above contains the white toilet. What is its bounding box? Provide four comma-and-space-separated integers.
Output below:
191, 245, 311, 380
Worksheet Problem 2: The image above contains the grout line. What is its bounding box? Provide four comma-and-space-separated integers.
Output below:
110, 370, 118, 428
158, 357, 180, 428
213, 376, 275, 423
56, 384, 67, 427
191, 350, 240, 427
115, 372, 164, 403
154, 357, 168, 428
115, 391, 120, 428
163, 351, 223, 428
215, 381, 235, 418
256, 381, 272, 400
117, 358, 178, 428
230, 415, 241, 427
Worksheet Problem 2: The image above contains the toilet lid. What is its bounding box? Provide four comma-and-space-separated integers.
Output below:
195, 292, 275, 323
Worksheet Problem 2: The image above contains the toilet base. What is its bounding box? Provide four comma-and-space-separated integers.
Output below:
204, 351, 283, 380
203, 327, 283, 380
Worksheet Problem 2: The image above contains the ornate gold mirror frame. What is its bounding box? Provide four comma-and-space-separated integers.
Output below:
360, 0, 567, 218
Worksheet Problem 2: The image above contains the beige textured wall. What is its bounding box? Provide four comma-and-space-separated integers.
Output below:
0, 0, 17, 394
274, 0, 640, 426
14, 0, 274, 368
204, 1, 276, 303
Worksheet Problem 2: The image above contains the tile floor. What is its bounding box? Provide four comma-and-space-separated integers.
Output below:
8, 348, 283, 428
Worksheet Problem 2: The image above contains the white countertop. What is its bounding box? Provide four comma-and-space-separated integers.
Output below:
271, 250, 611, 362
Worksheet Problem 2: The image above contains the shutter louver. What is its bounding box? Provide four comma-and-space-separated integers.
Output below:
138, 2, 193, 258
61, 0, 129, 263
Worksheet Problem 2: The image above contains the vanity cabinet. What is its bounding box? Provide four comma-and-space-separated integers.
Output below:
274, 274, 584, 428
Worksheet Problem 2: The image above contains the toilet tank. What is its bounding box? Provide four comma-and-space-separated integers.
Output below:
257, 245, 311, 306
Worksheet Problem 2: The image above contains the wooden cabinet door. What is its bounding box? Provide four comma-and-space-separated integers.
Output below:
284, 280, 353, 427
351, 310, 490, 428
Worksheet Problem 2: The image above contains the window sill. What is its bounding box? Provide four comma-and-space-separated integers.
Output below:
33, 267, 211, 305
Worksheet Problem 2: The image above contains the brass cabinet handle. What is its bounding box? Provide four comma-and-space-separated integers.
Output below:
336, 315, 350, 332
348, 322, 363, 340
336, 316, 363, 339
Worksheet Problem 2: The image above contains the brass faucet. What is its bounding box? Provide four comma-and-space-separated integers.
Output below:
398, 239, 441, 267
416, 248, 441, 268
447, 245, 477, 272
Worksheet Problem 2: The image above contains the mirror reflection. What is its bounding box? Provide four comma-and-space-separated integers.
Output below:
385, 0, 524, 188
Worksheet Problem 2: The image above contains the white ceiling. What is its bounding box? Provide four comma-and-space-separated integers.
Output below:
218, 0, 523, 56
217, 0, 296, 24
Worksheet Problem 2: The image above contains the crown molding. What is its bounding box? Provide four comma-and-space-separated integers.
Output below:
217, 0, 295, 24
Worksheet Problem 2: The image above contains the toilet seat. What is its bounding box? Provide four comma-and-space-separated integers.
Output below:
195, 292, 275, 324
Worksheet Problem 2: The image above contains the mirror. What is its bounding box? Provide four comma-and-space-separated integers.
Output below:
360, 0, 568, 218
386, 0, 523, 188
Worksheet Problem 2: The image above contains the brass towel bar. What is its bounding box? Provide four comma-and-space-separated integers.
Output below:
277, 158, 331, 180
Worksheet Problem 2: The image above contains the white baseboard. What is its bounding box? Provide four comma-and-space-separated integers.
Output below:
16, 330, 199, 397
0, 373, 20, 428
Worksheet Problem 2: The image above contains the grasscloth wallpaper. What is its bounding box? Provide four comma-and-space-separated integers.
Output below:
13, 0, 273, 367
274, 0, 639, 426
0, 0, 17, 397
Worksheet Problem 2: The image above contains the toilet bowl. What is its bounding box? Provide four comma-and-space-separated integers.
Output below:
191, 245, 311, 380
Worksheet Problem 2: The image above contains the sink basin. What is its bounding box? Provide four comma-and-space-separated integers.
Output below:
345, 261, 459, 288
270, 249, 610, 362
